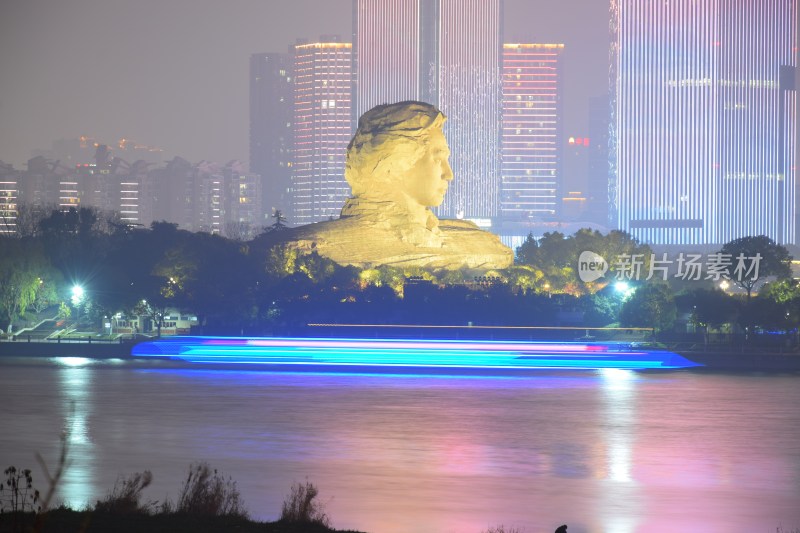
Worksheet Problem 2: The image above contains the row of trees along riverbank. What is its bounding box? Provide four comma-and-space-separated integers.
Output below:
1, 206, 798, 349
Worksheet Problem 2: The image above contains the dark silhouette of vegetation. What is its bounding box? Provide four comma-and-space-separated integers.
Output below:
482, 525, 524, 533
175, 462, 246, 518
719, 235, 792, 300
0, 459, 360, 533
619, 283, 677, 333
95, 471, 154, 514
0, 467, 40, 513
279, 480, 330, 527
265, 210, 288, 232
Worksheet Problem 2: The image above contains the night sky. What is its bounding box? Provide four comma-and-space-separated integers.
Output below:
0, 0, 607, 169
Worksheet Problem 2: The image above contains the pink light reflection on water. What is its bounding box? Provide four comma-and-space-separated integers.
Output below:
1, 361, 799, 532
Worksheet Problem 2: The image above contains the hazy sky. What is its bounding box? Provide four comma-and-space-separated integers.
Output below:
0, 0, 607, 169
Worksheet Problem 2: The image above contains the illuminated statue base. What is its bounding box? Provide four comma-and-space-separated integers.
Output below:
284, 214, 513, 271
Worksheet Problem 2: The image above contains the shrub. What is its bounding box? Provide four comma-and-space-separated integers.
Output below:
279, 480, 330, 527
175, 462, 246, 518
94, 470, 153, 514
483, 526, 523, 533
0, 466, 40, 513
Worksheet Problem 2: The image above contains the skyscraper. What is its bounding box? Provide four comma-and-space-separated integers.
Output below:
587, 95, 610, 227
353, 0, 502, 222
611, 0, 798, 245
250, 53, 293, 223
292, 39, 353, 225
353, 0, 422, 121
0, 163, 18, 235
500, 43, 564, 222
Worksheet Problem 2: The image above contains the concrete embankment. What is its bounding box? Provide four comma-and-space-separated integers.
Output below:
0, 339, 136, 358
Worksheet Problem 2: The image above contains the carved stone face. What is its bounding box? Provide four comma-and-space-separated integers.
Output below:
403, 129, 453, 207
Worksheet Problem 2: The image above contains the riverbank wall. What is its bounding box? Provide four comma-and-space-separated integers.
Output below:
0, 339, 136, 358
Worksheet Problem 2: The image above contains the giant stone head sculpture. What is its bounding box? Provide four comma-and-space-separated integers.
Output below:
345, 101, 453, 208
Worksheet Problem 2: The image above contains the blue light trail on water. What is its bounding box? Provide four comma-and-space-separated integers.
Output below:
131, 337, 701, 372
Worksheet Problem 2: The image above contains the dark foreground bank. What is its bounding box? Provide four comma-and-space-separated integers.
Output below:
0, 510, 365, 533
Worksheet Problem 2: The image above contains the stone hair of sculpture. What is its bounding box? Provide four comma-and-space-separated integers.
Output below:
345, 101, 447, 199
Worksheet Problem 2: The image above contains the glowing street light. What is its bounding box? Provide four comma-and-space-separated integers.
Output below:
71, 284, 86, 326
614, 281, 635, 299
71, 285, 84, 306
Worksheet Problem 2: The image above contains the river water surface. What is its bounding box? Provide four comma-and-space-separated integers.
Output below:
1, 356, 799, 533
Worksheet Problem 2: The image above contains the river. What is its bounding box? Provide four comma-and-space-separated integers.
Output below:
1, 356, 799, 533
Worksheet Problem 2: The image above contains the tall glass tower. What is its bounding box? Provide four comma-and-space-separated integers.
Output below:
353, 0, 503, 222
292, 40, 353, 225
501, 43, 564, 222
250, 53, 293, 223
611, 0, 798, 245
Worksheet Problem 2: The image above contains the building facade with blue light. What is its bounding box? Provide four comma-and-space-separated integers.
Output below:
611, 0, 798, 245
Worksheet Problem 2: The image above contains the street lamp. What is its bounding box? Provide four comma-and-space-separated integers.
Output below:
71, 285, 85, 325
614, 281, 635, 300
71, 285, 84, 306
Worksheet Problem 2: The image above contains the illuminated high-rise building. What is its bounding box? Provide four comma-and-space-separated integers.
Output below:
353, 0, 424, 121
194, 160, 263, 240
501, 43, 564, 222
0, 163, 18, 235
292, 39, 353, 225
250, 53, 293, 223
587, 95, 610, 227
611, 0, 798, 245
353, 0, 502, 222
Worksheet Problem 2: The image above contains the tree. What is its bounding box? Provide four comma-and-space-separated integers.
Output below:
502, 265, 545, 295
30, 267, 63, 314
0, 239, 51, 333
8, 203, 56, 238
515, 229, 651, 296
758, 279, 800, 334
265, 210, 288, 232
619, 283, 677, 334
719, 235, 792, 300
675, 288, 737, 331
133, 297, 169, 338
224, 221, 255, 242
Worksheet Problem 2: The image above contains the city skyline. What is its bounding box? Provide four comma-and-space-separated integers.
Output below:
0, 0, 608, 170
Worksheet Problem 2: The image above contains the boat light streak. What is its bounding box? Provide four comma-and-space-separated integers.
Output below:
132, 336, 701, 371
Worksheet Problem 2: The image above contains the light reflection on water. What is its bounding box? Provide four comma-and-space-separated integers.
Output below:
57, 362, 94, 507
1, 358, 799, 532
598, 368, 638, 533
